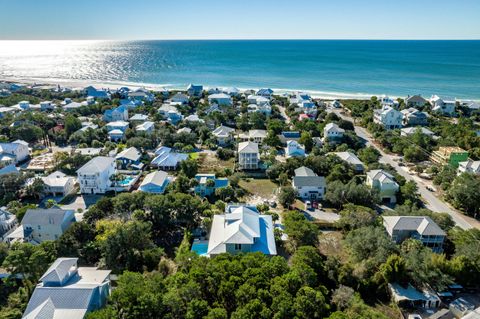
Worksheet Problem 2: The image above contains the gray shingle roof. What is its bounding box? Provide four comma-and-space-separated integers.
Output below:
21, 209, 74, 226
77, 156, 114, 174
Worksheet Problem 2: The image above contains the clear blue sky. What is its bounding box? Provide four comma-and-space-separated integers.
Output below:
1, 0, 480, 40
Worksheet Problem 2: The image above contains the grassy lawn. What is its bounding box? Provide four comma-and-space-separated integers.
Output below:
196, 153, 235, 174
238, 178, 278, 199
189, 152, 200, 160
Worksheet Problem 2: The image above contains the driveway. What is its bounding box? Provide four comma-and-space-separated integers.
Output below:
328, 108, 477, 230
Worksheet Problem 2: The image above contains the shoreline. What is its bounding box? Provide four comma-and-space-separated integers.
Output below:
4, 76, 478, 102
0, 77, 393, 101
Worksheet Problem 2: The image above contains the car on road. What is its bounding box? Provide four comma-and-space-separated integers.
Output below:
426, 186, 437, 192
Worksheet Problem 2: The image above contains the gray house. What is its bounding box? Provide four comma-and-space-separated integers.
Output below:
382, 216, 446, 253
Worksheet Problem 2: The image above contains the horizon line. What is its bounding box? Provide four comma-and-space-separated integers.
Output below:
1, 38, 480, 41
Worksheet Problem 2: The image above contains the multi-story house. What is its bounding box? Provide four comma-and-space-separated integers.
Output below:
238, 141, 259, 170
383, 216, 446, 253
292, 166, 326, 200
366, 169, 399, 204
77, 156, 116, 194
194, 174, 229, 197
374, 106, 403, 129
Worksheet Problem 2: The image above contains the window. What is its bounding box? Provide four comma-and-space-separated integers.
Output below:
234, 244, 242, 251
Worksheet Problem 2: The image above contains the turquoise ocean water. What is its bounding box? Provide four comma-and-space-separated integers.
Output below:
0, 40, 479, 99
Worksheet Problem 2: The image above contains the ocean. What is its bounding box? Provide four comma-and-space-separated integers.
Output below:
0, 40, 479, 99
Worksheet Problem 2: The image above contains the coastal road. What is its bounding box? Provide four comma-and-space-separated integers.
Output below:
328, 108, 477, 230
277, 104, 291, 125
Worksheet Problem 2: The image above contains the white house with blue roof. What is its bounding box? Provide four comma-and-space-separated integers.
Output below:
194, 174, 229, 197
22, 257, 111, 319
207, 204, 276, 256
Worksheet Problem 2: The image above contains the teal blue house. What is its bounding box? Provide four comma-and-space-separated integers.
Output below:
194, 174, 229, 197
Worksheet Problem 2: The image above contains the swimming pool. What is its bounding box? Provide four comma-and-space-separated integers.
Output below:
118, 176, 135, 186
191, 241, 209, 256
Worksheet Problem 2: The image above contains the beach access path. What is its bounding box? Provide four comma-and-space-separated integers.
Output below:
327, 107, 479, 230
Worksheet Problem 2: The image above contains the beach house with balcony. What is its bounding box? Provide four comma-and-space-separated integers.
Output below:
238, 141, 259, 170
405, 95, 428, 108
150, 146, 188, 171
366, 169, 399, 204
77, 156, 116, 194
383, 216, 446, 253
401, 107, 429, 126
115, 147, 143, 170
187, 84, 203, 97
430, 95, 456, 116
285, 140, 306, 158
238, 129, 268, 144
22, 257, 111, 319
7, 208, 75, 244
41, 171, 76, 197
374, 106, 403, 129
206, 205, 276, 256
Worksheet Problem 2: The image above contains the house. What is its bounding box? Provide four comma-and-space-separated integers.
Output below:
129, 113, 149, 124
7, 209, 75, 244
128, 88, 155, 102
405, 95, 428, 108
0, 164, 20, 176
0, 106, 18, 118
379, 95, 399, 108
63, 101, 84, 111
185, 114, 204, 123
208, 93, 232, 106
388, 283, 441, 309
177, 127, 192, 134
334, 152, 365, 172
383, 216, 446, 253
22, 257, 111, 319
77, 156, 116, 194
194, 174, 229, 197
139, 171, 171, 194
430, 95, 456, 116
431, 147, 469, 168
108, 129, 125, 141
238, 141, 259, 170
205, 104, 222, 114
30, 101, 55, 111
106, 120, 129, 133
0, 140, 29, 166
206, 205, 276, 256
151, 146, 188, 171
279, 131, 301, 145
85, 86, 110, 99
159, 104, 183, 124
401, 127, 435, 137
285, 140, 306, 158
212, 125, 235, 146
458, 159, 480, 175
115, 147, 143, 170
401, 107, 429, 126
292, 166, 326, 200
41, 171, 76, 197
103, 105, 128, 122
136, 121, 155, 135
171, 93, 189, 104
12, 100, 30, 111
239, 129, 268, 144
0, 207, 17, 240
366, 169, 399, 203
374, 106, 403, 129
223, 87, 240, 96
323, 123, 345, 141
460, 100, 480, 111
120, 99, 143, 109
247, 103, 272, 115
187, 84, 203, 97
256, 88, 274, 98
247, 95, 270, 106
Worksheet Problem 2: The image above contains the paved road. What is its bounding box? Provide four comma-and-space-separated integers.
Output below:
277, 104, 291, 124
329, 108, 476, 230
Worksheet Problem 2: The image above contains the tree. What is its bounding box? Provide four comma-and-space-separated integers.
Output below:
278, 186, 297, 208
64, 114, 82, 137
10, 124, 43, 143
400, 180, 420, 204
299, 131, 313, 152
283, 210, 319, 252
446, 173, 480, 216
335, 204, 377, 230
293, 286, 328, 319
180, 159, 198, 178
215, 186, 235, 202
331, 285, 354, 310
264, 130, 281, 148
375, 254, 408, 285
357, 146, 380, 165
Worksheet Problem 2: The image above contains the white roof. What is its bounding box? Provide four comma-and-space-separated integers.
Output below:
401, 127, 434, 136
115, 147, 141, 161
367, 169, 397, 184
212, 125, 235, 138
209, 93, 231, 99
106, 121, 128, 127
42, 171, 75, 188
136, 121, 154, 131
77, 156, 114, 174
324, 122, 345, 133
207, 206, 276, 255
140, 171, 168, 188
334, 152, 364, 166
238, 141, 258, 153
